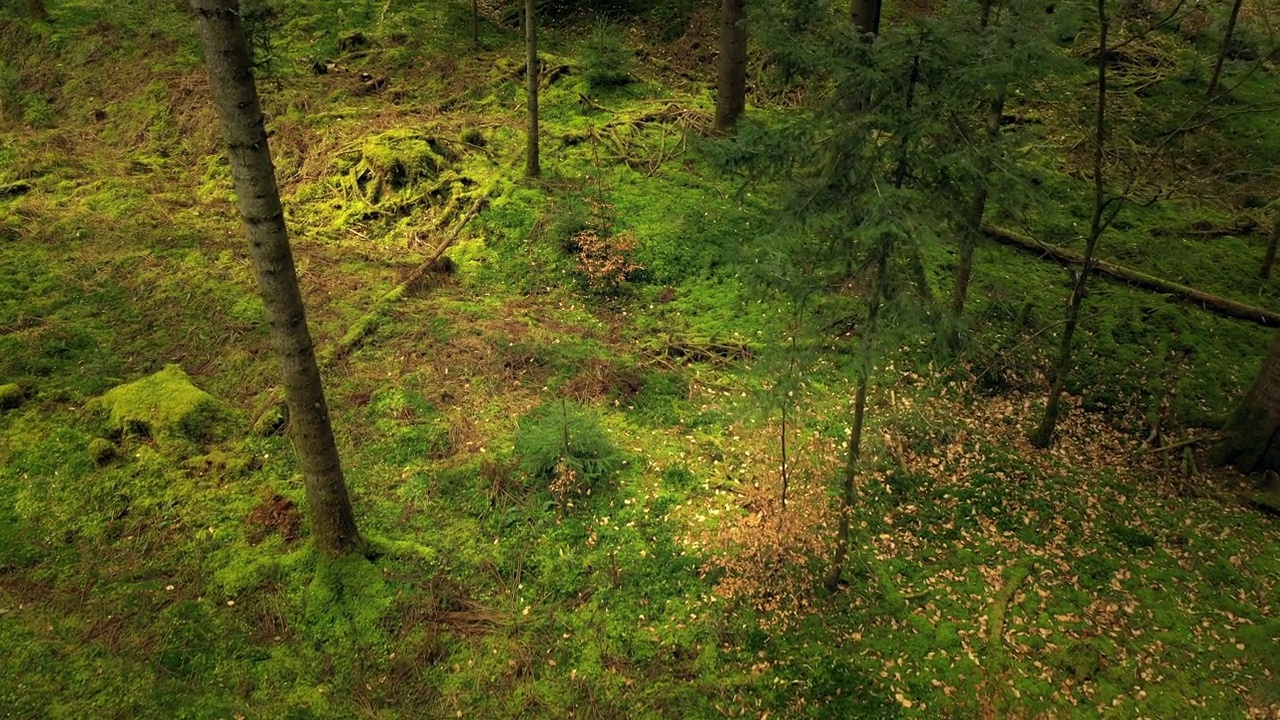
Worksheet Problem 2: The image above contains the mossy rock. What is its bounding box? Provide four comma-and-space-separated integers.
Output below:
96, 364, 230, 442
0, 383, 25, 410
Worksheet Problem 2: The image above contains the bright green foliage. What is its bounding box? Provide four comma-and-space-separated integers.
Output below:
0, 383, 23, 410
514, 401, 621, 490
95, 364, 231, 443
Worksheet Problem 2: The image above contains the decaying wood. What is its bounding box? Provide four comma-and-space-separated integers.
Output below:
982, 224, 1280, 327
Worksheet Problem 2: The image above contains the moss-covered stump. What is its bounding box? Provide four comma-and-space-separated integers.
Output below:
96, 364, 230, 442
87, 437, 118, 466
0, 383, 24, 410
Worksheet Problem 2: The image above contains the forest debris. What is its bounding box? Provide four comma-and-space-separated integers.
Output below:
986, 559, 1034, 651
246, 494, 302, 544
982, 224, 1280, 327
644, 338, 753, 365
1151, 217, 1260, 238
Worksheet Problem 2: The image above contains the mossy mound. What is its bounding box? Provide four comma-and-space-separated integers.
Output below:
0, 383, 25, 410
342, 128, 453, 205
96, 364, 229, 442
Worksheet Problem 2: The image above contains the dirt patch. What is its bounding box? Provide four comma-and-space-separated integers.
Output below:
246, 494, 302, 544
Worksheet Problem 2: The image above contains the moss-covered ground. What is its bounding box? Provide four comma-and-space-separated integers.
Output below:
1, 1, 1278, 717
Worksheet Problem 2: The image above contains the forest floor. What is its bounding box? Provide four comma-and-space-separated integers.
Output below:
1, 1, 1279, 718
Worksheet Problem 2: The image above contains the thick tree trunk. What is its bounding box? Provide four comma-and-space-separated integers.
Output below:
1262, 209, 1279, 279
1217, 333, 1280, 472
1031, 0, 1109, 449
1207, 0, 1244, 97
852, 0, 882, 34
191, 0, 362, 556
27, 0, 48, 21
714, 0, 748, 133
525, 0, 540, 178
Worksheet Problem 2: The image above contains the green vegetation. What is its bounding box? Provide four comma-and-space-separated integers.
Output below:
1, 0, 1279, 718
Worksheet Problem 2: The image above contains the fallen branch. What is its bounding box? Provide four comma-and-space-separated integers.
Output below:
986, 559, 1034, 652
982, 224, 1280, 327
1138, 432, 1227, 456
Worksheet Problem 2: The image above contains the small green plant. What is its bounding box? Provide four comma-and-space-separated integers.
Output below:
514, 400, 620, 502
580, 22, 633, 91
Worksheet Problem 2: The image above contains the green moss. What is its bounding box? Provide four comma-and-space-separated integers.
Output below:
96, 364, 231, 442
0, 382, 23, 410
87, 437, 117, 466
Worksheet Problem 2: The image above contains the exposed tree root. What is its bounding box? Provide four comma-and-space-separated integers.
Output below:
982, 224, 1280, 327
985, 559, 1033, 652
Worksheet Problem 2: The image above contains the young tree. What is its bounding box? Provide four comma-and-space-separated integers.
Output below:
190, 0, 363, 555
1207, 0, 1244, 97
1030, 0, 1115, 448
715, 0, 748, 132
526, 0, 540, 178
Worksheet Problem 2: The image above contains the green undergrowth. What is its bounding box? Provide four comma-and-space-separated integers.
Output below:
2, 1, 1279, 718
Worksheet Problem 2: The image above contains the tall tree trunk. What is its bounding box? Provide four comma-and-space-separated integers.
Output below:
525, 0, 540, 178
1207, 0, 1244, 97
472, 0, 479, 48
27, 0, 48, 21
1262, 208, 1279, 279
1217, 333, 1280, 472
190, 0, 362, 556
826, 54, 919, 590
714, 0, 748, 133
949, 0, 1004, 342
1030, 0, 1109, 449
852, 0, 882, 34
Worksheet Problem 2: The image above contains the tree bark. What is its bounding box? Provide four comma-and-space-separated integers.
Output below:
27, 0, 49, 21
525, 0, 540, 178
472, 0, 480, 48
1030, 0, 1109, 449
1217, 333, 1280, 472
190, 0, 362, 556
715, 0, 748, 133
1207, 0, 1244, 97
852, 0, 882, 34
951, 87, 1005, 325
1262, 208, 1279, 279
982, 224, 1280, 327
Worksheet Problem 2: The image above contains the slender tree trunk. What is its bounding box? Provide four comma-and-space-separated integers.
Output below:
525, 0, 540, 178
1207, 0, 1244, 97
1262, 208, 1279, 279
1030, 0, 1109, 449
191, 0, 362, 556
27, 0, 48, 21
852, 0, 882, 34
714, 0, 748, 133
472, 0, 479, 48
949, 0, 1005, 341
1216, 333, 1280, 472
826, 53, 918, 590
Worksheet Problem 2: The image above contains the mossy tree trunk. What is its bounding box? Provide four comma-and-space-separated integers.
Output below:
191, 0, 363, 556
1261, 207, 1279, 279
1030, 0, 1111, 449
1217, 333, 1280, 472
27, 0, 49, 21
525, 0, 540, 178
1207, 0, 1244, 97
714, 0, 747, 133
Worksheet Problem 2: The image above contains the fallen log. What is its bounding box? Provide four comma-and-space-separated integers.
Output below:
981, 224, 1280, 327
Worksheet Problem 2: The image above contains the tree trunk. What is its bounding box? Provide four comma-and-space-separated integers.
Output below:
190, 0, 362, 556
714, 0, 748, 133
1207, 0, 1244, 97
1262, 208, 1279, 279
852, 0, 882, 34
1217, 333, 1280, 472
27, 0, 48, 21
1030, 0, 1109, 449
951, 87, 1005, 328
525, 0, 540, 178
472, 0, 479, 48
